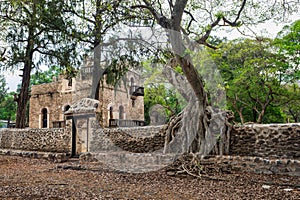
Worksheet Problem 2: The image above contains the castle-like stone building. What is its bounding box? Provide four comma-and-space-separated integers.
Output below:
29, 59, 144, 129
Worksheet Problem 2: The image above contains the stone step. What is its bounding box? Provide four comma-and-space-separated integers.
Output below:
80, 152, 180, 173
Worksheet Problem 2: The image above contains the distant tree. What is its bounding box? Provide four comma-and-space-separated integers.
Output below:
275, 19, 300, 82
144, 84, 183, 124
212, 38, 290, 124
280, 86, 300, 122
209, 30, 300, 124
0, 92, 17, 122
142, 59, 185, 124
272, 20, 300, 122
30, 66, 62, 86
0, 74, 7, 103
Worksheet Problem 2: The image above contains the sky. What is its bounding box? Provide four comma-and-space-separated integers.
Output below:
3, 15, 299, 92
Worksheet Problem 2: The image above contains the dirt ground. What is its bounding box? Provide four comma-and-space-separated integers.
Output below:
0, 155, 299, 200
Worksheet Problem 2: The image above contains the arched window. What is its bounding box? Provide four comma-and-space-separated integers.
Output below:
68, 79, 72, 86
119, 105, 124, 120
130, 77, 134, 87
41, 108, 48, 128
64, 105, 71, 112
130, 77, 135, 94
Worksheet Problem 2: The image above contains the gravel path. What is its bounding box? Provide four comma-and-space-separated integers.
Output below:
0, 155, 299, 199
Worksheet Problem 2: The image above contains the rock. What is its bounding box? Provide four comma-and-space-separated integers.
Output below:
262, 185, 271, 189
166, 171, 176, 176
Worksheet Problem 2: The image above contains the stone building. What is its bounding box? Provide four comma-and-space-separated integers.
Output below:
29, 60, 144, 129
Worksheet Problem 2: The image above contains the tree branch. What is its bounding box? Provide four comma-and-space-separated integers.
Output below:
222, 0, 246, 26
195, 17, 221, 49
132, 1, 171, 29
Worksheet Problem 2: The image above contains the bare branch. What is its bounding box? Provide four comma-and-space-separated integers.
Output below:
183, 9, 196, 34
195, 17, 221, 49
131, 2, 171, 29
222, 0, 246, 26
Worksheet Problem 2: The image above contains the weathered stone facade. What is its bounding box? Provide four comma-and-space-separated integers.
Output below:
97, 70, 144, 127
29, 77, 74, 128
29, 63, 144, 128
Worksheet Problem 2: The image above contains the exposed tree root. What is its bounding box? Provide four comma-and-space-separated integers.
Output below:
165, 153, 229, 181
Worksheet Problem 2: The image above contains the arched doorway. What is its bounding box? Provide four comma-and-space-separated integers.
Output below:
41, 108, 48, 128
119, 105, 124, 120
109, 106, 113, 119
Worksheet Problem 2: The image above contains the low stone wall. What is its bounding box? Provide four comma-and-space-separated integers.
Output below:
0, 149, 70, 163
101, 123, 300, 158
201, 155, 300, 176
230, 123, 300, 159
1, 122, 299, 177
0, 128, 71, 153
89, 126, 165, 153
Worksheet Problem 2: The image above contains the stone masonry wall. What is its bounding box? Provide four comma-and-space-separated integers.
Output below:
199, 156, 300, 176
1, 123, 299, 158
89, 123, 299, 159
0, 128, 71, 153
230, 123, 300, 159
89, 126, 164, 153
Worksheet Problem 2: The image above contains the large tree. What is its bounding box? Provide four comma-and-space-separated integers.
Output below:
61, 1, 143, 99
212, 38, 289, 124
0, 0, 78, 128
274, 20, 300, 122
129, 0, 299, 154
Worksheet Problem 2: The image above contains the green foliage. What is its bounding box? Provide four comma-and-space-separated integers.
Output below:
211, 38, 292, 123
105, 55, 139, 87
0, 92, 17, 121
142, 60, 185, 124
0, 0, 79, 71
0, 74, 7, 102
274, 20, 300, 82
31, 66, 62, 85
0, 0, 80, 127
144, 84, 183, 125
277, 84, 300, 122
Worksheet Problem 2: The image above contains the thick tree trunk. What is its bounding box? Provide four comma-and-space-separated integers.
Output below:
90, 0, 103, 100
165, 27, 212, 154
15, 29, 34, 128
16, 60, 32, 128
162, 66, 231, 155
